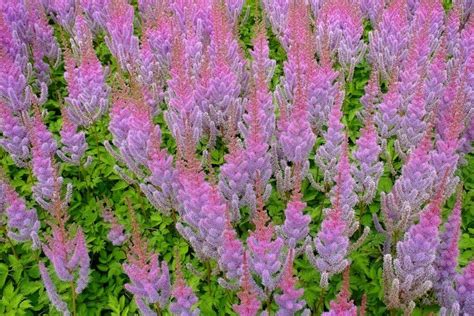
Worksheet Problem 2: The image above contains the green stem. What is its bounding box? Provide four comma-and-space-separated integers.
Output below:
316, 287, 326, 314
70, 281, 77, 316
6, 235, 19, 261
155, 303, 162, 316
206, 261, 212, 292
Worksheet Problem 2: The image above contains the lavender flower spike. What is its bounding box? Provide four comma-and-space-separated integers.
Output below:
170, 260, 200, 316
0, 101, 30, 166
456, 261, 474, 315
57, 108, 87, 165
39, 262, 70, 316
281, 189, 311, 248
434, 193, 462, 309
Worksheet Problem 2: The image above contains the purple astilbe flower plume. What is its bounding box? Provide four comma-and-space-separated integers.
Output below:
383, 184, 446, 313
197, 0, 245, 133
359, 0, 384, 24
322, 267, 357, 316
43, 208, 91, 294
233, 252, 261, 316
316, 0, 366, 80
275, 250, 309, 316
101, 201, 127, 246
79, 0, 108, 32
360, 70, 381, 111
39, 262, 70, 316
0, 168, 40, 249
315, 92, 345, 185
47, 0, 76, 32
247, 193, 284, 291
170, 255, 200, 316
0, 101, 30, 166
368, 0, 409, 80
123, 201, 171, 313
374, 77, 401, 139
424, 39, 447, 113
65, 22, 110, 126
456, 261, 474, 315
104, 0, 139, 72
218, 215, 244, 281
410, 0, 444, 51
353, 116, 383, 204
434, 193, 462, 309
57, 108, 87, 165
281, 187, 311, 249
175, 163, 227, 260
378, 132, 435, 240
28, 108, 61, 207
261, 0, 290, 49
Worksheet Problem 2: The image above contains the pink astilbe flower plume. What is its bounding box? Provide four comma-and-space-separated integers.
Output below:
170, 253, 200, 316
322, 267, 357, 316
100, 200, 127, 246
233, 252, 261, 316
383, 182, 447, 313
218, 214, 244, 281
353, 116, 383, 204
275, 250, 309, 316
57, 107, 87, 165
122, 200, 171, 314
434, 192, 462, 309
0, 168, 40, 249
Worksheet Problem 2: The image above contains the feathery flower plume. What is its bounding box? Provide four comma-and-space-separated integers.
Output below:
360, 70, 381, 111
79, 0, 108, 32
104, 0, 139, 72
434, 193, 462, 309
359, 0, 384, 24
383, 184, 446, 313
322, 267, 357, 316
316, 0, 366, 80
353, 116, 383, 204
170, 254, 200, 316
275, 250, 309, 316
218, 214, 244, 281
281, 188, 311, 248
123, 200, 171, 314
424, 39, 447, 113
101, 201, 127, 246
233, 252, 261, 316
247, 192, 283, 290
374, 77, 401, 139
39, 262, 70, 316
456, 261, 474, 315
65, 15, 110, 126
0, 168, 40, 249
261, 0, 290, 48
47, 0, 77, 32
57, 107, 87, 165
0, 101, 30, 166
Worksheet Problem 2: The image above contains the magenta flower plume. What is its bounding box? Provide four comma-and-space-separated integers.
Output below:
65, 21, 110, 126
247, 196, 284, 290
383, 185, 446, 312
456, 261, 474, 315
434, 194, 462, 309
316, 0, 366, 80
39, 262, 70, 315
315, 92, 345, 184
0, 101, 30, 166
322, 268, 357, 316
58, 108, 87, 165
218, 216, 244, 281
43, 225, 90, 294
104, 0, 139, 71
170, 260, 200, 316
353, 117, 383, 204
306, 202, 349, 288
233, 252, 261, 316
282, 190, 311, 248
29, 110, 60, 207
123, 207, 171, 313
275, 250, 308, 316
0, 170, 40, 249
176, 167, 226, 260
368, 0, 409, 79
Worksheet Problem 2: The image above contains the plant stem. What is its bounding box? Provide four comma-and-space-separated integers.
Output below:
155, 303, 162, 316
6, 235, 19, 261
70, 281, 77, 316
316, 287, 326, 314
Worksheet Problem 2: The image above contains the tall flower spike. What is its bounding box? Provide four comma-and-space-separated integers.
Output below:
57, 107, 87, 165
0, 168, 40, 249
47, 0, 77, 32
281, 189, 311, 248
65, 17, 110, 126
170, 254, 200, 316
383, 184, 446, 312
218, 214, 244, 281
434, 193, 462, 309
374, 77, 401, 139
275, 250, 309, 316
101, 201, 127, 246
322, 267, 357, 316
247, 192, 284, 291
456, 261, 474, 315
79, 0, 108, 33
0, 101, 30, 166
104, 0, 139, 72
353, 116, 383, 204
233, 252, 261, 316
122, 201, 171, 313
39, 262, 70, 316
